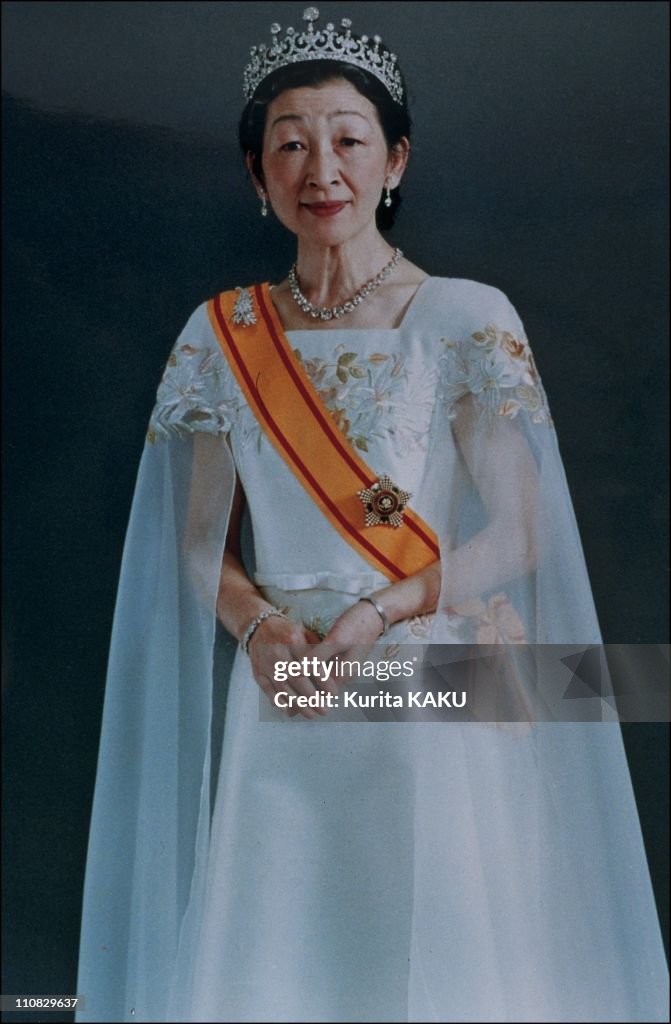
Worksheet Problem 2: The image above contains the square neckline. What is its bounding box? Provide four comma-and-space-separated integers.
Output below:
269, 275, 437, 336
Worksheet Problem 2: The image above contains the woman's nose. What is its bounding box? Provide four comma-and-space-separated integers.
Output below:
305, 145, 339, 189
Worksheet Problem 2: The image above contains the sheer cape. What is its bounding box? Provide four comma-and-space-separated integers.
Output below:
75, 278, 669, 1022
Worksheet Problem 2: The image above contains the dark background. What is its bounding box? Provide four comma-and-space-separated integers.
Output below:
2, 1, 668, 1018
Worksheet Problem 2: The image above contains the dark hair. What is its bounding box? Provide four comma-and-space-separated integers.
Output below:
238, 57, 412, 231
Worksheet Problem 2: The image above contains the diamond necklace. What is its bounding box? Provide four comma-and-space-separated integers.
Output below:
288, 248, 404, 321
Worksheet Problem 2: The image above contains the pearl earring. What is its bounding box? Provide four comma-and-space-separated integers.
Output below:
384, 184, 392, 208
260, 192, 268, 217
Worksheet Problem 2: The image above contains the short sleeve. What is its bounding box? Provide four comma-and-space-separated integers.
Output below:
438, 286, 553, 431
146, 303, 237, 443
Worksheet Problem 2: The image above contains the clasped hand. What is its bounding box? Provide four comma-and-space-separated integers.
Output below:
248, 600, 385, 719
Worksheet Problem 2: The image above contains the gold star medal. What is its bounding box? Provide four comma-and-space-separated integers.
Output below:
357, 474, 412, 528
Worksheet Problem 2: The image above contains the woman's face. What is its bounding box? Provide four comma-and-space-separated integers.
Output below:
251, 78, 409, 246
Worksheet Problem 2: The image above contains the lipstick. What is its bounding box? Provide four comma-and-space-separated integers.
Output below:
303, 202, 348, 218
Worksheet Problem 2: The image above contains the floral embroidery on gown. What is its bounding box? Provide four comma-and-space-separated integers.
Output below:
146, 302, 549, 647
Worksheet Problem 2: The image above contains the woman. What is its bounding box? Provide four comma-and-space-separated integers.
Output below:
75, 9, 668, 1023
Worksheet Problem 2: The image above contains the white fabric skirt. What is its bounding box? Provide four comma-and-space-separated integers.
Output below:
178, 585, 668, 1023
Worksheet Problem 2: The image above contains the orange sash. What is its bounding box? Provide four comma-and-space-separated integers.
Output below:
207, 283, 440, 582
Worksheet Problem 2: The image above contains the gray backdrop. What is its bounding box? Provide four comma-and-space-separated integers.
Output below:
2, 2, 668, 1018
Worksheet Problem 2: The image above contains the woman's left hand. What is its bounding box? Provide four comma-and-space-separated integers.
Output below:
309, 599, 387, 687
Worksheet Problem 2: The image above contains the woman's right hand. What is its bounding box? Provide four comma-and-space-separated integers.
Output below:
247, 614, 325, 719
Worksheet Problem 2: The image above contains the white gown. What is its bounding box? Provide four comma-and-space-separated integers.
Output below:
75, 277, 669, 1023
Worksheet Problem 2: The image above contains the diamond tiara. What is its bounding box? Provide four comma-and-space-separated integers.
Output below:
243, 7, 404, 106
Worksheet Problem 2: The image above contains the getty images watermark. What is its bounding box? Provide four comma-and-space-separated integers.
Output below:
256, 644, 670, 723
273, 653, 466, 712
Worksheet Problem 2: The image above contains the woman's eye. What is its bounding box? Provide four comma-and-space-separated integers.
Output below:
280, 141, 304, 151
341, 138, 362, 147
